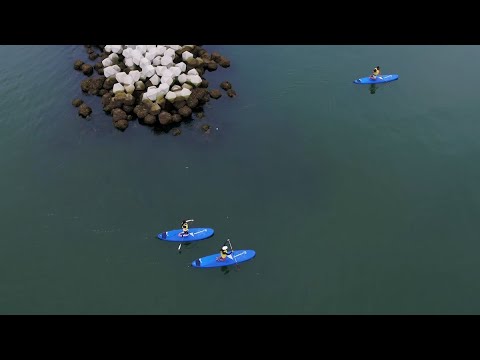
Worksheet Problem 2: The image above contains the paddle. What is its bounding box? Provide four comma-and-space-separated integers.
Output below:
227, 238, 239, 270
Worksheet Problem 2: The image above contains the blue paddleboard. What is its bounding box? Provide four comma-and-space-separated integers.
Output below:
157, 228, 214, 242
191, 249, 256, 268
353, 74, 399, 84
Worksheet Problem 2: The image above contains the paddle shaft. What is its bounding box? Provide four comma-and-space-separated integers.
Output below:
227, 239, 238, 267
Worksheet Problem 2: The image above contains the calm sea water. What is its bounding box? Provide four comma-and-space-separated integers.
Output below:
1, 45, 480, 314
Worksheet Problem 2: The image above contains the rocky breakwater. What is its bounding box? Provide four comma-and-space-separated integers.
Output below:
73, 45, 236, 135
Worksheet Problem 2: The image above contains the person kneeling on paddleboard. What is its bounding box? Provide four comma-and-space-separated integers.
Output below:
370, 66, 380, 80
217, 242, 232, 261
181, 219, 194, 236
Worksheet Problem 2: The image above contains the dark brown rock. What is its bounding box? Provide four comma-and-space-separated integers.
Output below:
220, 81, 232, 91
206, 61, 218, 71
209, 89, 222, 99
158, 111, 173, 125
185, 57, 199, 67
198, 48, 208, 58
101, 92, 113, 106
133, 104, 148, 119
143, 114, 157, 125
216, 56, 230, 68
103, 103, 113, 113
227, 89, 237, 98
110, 97, 123, 109
103, 76, 117, 90
172, 114, 182, 123
142, 99, 154, 111
201, 124, 210, 132
211, 52, 221, 62
122, 105, 134, 114
74, 60, 84, 70
81, 63, 94, 76
114, 119, 129, 131
173, 100, 186, 110
78, 103, 92, 118
80, 77, 104, 94
72, 98, 83, 107
178, 106, 192, 118
186, 96, 199, 109
112, 108, 127, 122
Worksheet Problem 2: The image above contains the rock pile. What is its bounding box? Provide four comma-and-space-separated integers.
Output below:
73, 45, 236, 134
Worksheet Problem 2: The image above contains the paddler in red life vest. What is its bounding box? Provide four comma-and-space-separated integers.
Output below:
370, 66, 381, 80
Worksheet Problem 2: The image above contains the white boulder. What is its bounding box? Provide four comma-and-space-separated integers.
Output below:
170, 67, 182, 77
123, 75, 134, 86
177, 73, 188, 84
156, 46, 166, 55
135, 45, 147, 54
124, 58, 134, 67
112, 83, 124, 94
160, 76, 174, 86
115, 72, 127, 83
111, 45, 123, 54
140, 57, 150, 69
150, 74, 160, 86
165, 91, 177, 102
102, 58, 112, 67
152, 56, 162, 66
187, 74, 202, 86
158, 83, 170, 96
175, 62, 187, 73
142, 65, 155, 78
164, 48, 176, 58
179, 87, 192, 99
182, 51, 193, 61
145, 51, 155, 61
155, 66, 166, 76
129, 70, 141, 82
160, 56, 173, 66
